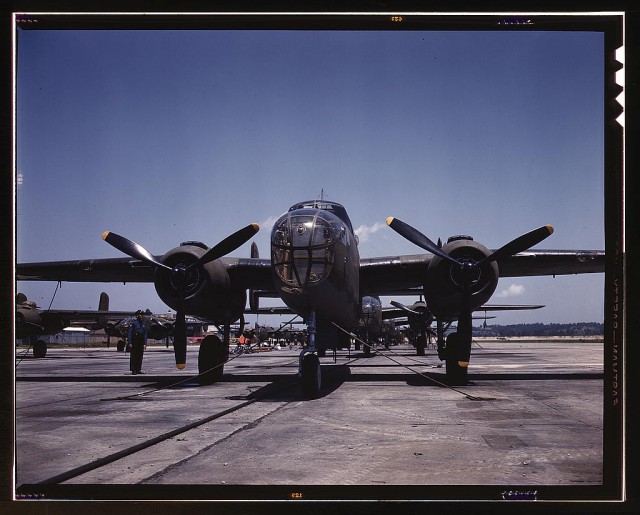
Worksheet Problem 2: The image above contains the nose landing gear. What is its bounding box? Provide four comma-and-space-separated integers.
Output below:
299, 311, 321, 398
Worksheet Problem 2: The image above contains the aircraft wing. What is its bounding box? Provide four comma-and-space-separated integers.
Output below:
359, 250, 604, 296
16, 256, 276, 289
17, 250, 603, 293
16, 257, 156, 283
55, 310, 137, 323
381, 303, 544, 321
245, 306, 296, 315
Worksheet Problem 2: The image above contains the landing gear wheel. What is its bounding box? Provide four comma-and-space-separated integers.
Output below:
416, 335, 426, 356
301, 353, 321, 398
33, 340, 47, 358
445, 332, 468, 386
117, 340, 125, 352
198, 335, 228, 385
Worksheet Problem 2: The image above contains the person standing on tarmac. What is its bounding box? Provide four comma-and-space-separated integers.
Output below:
128, 310, 147, 375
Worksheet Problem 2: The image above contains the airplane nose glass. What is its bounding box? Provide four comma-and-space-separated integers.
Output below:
272, 212, 336, 288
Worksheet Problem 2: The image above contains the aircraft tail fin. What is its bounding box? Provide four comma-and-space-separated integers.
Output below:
97, 292, 109, 327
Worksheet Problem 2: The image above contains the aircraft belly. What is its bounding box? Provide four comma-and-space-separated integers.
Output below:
280, 280, 359, 329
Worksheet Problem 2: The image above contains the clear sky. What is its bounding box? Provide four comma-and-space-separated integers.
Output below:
15, 25, 605, 326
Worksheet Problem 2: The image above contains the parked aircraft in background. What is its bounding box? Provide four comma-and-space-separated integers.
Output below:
15, 292, 134, 357
385, 300, 544, 357
17, 199, 604, 395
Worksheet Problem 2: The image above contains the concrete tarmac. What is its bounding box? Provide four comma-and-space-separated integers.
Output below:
14, 339, 605, 501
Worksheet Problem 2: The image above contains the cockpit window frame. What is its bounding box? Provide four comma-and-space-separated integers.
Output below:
287, 200, 354, 235
272, 209, 339, 289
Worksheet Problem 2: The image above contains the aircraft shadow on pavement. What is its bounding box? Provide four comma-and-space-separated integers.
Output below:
15, 375, 197, 383
235, 364, 353, 402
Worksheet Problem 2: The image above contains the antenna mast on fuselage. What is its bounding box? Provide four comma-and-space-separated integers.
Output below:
317, 188, 331, 202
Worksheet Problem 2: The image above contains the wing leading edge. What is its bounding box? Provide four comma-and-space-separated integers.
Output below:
17, 250, 604, 294
359, 250, 604, 296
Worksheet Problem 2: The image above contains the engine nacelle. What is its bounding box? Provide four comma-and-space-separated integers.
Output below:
148, 325, 165, 341
104, 322, 121, 337
358, 296, 382, 334
153, 242, 246, 325
407, 301, 434, 332
424, 236, 499, 316
16, 304, 44, 339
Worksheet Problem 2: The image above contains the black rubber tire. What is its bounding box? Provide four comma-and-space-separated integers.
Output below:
445, 332, 468, 385
33, 340, 47, 358
301, 353, 321, 398
198, 335, 228, 385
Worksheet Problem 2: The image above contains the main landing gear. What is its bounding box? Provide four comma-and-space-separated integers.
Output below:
198, 324, 230, 385
299, 311, 322, 398
444, 332, 469, 386
435, 320, 468, 386
32, 339, 47, 358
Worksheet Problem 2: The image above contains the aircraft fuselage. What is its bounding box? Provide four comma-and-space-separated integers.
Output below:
271, 201, 360, 329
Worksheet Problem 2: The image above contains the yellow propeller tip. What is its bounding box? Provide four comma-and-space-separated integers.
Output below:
251, 223, 260, 232
458, 361, 470, 368
386, 217, 395, 226
101, 231, 110, 240
546, 225, 555, 234
176, 363, 186, 370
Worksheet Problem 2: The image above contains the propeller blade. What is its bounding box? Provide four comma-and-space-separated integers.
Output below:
102, 231, 171, 271
480, 225, 554, 265
390, 300, 420, 315
190, 223, 260, 269
173, 310, 186, 369
386, 217, 460, 266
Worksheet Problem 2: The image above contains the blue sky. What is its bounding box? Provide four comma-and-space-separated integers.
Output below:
15, 27, 605, 325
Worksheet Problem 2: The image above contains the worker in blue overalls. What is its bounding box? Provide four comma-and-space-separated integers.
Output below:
128, 310, 147, 375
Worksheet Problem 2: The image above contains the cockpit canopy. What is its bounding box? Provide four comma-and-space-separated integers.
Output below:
272, 208, 346, 288
287, 200, 354, 235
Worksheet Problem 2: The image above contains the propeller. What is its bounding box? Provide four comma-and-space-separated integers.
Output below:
386, 217, 460, 267
194, 224, 260, 268
389, 300, 436, 348
386, 217, 554, 373
389, 300, 420, 315
478, 225, 554, 266
102, 223, 259, 369
102, 231, 172, 271
386, 217, 554, 287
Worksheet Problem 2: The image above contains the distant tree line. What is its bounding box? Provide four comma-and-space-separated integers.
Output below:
474, 322, 604, 337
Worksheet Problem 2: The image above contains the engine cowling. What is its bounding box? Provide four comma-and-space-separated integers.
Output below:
104, 322, 121, 337
148, 323, 171, 341
407, 301, 434, 332
423, 236, 499, 316
16, 304, 44, 339
153, 242, 246, 325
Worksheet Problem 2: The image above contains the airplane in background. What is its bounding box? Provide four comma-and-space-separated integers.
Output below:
354, 295, 545, 356
103, 310, 175, 351
16, 292, 136, 357
384, 299, 545, 357
15, 292, 185, 356
17, 199, 604, 395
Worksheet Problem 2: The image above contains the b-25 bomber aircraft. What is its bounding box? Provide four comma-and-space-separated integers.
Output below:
17, 199, 605, 396
16, 291, 138, 357
383, 299, 544, 357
